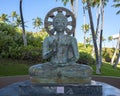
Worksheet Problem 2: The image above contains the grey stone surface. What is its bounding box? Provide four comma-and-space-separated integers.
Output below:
0, 80, 120, 96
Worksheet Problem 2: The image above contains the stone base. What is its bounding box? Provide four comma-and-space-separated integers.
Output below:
29, 63, 93, 84
1, 80, 120, 96
19, 84, 102, 96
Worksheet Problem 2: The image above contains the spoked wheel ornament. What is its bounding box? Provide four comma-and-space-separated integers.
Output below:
44, 7, 76, 35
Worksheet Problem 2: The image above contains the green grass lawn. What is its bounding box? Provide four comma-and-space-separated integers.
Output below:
0, 58, 120, 77
92, 62, 120, 77
0, 58, 30, 76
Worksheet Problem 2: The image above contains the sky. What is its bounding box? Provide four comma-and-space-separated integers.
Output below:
0, 0, 120, 48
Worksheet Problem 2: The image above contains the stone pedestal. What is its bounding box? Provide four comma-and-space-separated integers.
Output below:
19, 84, 102, 96
1, 80, 120, 96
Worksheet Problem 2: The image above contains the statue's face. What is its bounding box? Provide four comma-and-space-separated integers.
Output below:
53, 13, 68, 32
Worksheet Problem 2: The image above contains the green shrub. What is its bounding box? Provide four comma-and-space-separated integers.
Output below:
78, 43, 93, 54
102, 48, 115, 62
77, 51, 95, 65
0, 22, 48, 62
20, 46, 43, 63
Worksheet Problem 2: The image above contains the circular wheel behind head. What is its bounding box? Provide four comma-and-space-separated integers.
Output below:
44, 7, 76, 35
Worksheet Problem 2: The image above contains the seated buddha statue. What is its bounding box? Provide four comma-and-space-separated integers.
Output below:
29, 7, 93, 84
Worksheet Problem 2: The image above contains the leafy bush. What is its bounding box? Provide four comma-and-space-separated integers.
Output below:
20, 46, 45, 63
78, 43, 93, 54
0, 22, 48, 62
102, 48, 115, 62
77, 51, 95, 65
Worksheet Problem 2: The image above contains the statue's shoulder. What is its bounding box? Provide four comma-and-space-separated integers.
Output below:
43, 36, 55, 44
66, 35, 77, 41
44, 36, 54, 41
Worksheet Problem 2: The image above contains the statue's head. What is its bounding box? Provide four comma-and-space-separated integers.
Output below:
53, 12, 68, 32
44, 7, 76, 35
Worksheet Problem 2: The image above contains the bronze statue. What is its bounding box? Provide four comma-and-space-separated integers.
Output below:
29, 7, 93, 84
43, 12, 79, 65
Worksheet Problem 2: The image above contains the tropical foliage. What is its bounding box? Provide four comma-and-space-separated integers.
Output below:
32, 17, 43, 31
0, 22, 48, 63
112, 0, 120, 14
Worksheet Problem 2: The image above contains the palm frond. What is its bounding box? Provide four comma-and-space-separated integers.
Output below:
113, 0, 120, 2
116, 10, 120, 14
113, 3, 120, 8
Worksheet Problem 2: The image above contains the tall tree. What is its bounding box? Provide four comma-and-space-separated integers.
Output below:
0, 14, 9, 23
86, 0, 108, 74
86, 37, 92, 44
20, 0, 27, 46
102, 36, 106, 47
11, 11, 18, 21
111, 40, 119, 65
108, 36, 114, 47
15, 16, 22, 27
32, 17, 43, 32
81, 24, 90, 48
82, 0, 88, 47
86, 0, 100, 74
113, 31, 120, 68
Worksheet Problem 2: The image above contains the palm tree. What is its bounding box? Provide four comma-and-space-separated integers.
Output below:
113, 49, 120, 68
86, 0, 109, 74
86, 37, 92, 44
32, 17, 43, 32
102, 36, 106, 47
0, 14, 9, 23
113, 31, 120, 68
108, 36, 114, 47
81, 24, 90, 48
108, 36, 113, 42
11, 11, 18, 21
111, 40, 119, 65
15, 16, 22, 27
112, 0, 120, 15
86, 0, 100, 74
82, 0, 88, 46
20, 0, 27, 46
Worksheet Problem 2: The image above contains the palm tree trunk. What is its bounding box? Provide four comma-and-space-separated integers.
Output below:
83, 3, 86, 48
113, 32, 120, 68
84, 32, 86, 48
111, 39, 119, 65
99, 0, 104, 71
96, 7, 100, 36
20, 0, 27, 46
86, 0, 100, 74
113, 50, 120, 68
70, 0, 75, 37
75, 0, 78, 18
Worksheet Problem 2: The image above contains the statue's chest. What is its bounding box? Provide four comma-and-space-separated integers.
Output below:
49, 36, 71, 46
55, 36, 71, 46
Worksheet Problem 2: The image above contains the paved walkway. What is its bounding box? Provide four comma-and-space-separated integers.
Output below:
0, 75, 29, 88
